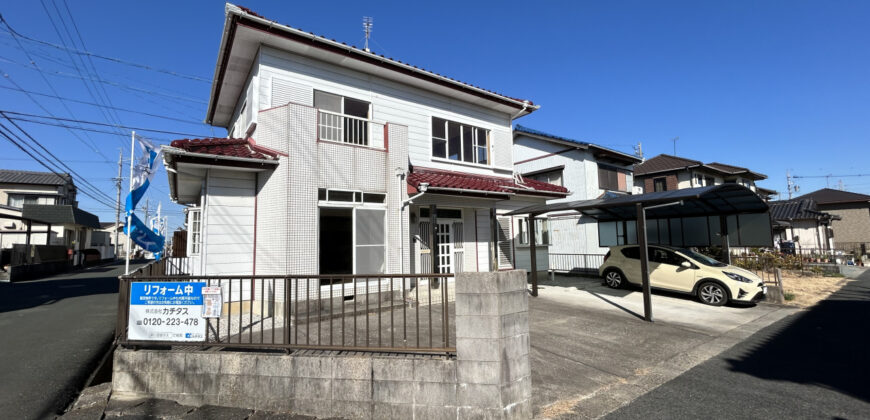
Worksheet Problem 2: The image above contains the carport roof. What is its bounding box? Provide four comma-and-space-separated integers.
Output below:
506, 184, 769, 221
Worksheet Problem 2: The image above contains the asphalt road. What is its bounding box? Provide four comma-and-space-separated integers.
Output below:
0, 261, 143, 420
604, 269, 870, 420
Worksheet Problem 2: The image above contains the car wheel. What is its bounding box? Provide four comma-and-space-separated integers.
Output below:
697, 282, 728, 306
604, 270, 624, 289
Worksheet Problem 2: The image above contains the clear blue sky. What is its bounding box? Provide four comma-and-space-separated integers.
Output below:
1, 1, 869, 233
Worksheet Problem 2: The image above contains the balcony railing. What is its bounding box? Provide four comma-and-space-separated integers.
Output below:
318, 110, 371, 146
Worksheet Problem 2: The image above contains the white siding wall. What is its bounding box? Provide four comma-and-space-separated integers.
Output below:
203, 170, 256, 276
786, 220, 826, 249
255, 46, 514, 177
475, 209, 492, 272
513, 134, 632, 257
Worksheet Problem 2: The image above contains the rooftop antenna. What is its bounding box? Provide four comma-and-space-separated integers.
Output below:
671, 136, 679, 156
363, 17, 373, 52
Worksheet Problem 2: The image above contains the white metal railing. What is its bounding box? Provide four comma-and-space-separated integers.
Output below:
318, 110, 370, 146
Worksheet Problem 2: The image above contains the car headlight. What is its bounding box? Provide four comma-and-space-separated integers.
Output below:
723, 272, 753, 283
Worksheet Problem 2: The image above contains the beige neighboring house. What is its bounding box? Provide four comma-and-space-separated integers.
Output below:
794, 188, 870, 258
632, 154, 776, 199
0, 169, 77, 248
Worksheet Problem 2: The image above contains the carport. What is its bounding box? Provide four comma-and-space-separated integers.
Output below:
507, 184, 772, 322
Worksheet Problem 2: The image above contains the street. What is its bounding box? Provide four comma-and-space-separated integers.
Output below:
0, 261, 143, 420
604, 269, 870, 419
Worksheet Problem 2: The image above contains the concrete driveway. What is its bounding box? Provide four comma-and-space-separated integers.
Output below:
528, 274, 798, 419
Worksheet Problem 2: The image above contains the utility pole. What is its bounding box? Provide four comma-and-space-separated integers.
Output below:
634, 142, 643, 159
787, 170, 795, 200
143, 198, 150, 224
113, 149, 122, 259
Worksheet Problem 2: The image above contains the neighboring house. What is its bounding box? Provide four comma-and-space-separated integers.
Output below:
0, 169, 78, 249
0, 169, 77, 208
633, 154, 769, 194
512, 125, 642, 258
793, 188, 870, 256
162, 3, 567, 291
768, 199, 838, 251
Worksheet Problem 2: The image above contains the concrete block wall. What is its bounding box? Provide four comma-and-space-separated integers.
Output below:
454, 270, 532, 419
112, 270, 532, 420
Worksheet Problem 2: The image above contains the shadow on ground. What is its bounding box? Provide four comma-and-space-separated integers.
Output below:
0, 260, 146, 313
725, 270, 870, 402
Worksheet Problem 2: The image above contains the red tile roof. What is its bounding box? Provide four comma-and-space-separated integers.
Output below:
169, 138, 280, 160
407, 167, 568, 197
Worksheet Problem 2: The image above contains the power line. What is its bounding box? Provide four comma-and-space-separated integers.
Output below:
0, 157, 113, 163
45, 0, 129, 149
0, 11, 109, 160
793, 173, 870, 179
0, 56, 208, 104
0, 66, 109, 160
0, 123, 116, 209
0, 84, 206, 125
0, 116, 175, 142
0, 13, 211, 83
1, 110, 213, 137
1, 114, 119, 206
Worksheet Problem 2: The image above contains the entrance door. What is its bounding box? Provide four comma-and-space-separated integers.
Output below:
436, 223, 453, 273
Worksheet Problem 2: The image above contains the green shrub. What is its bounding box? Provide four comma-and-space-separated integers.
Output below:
784, 292, 796, 301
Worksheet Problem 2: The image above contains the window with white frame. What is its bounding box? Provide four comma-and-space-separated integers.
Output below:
518, 218, 550, 246
524, 168, 563, 186
189, 209, 202, 255
431, 117, 489, 164
315, 90, 371, 145
7, 194, 56, 208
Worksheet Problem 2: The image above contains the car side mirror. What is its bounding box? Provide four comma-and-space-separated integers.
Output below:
680, 261, 692, 269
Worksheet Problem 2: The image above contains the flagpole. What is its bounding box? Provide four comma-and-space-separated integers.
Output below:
125, 131, 135, 275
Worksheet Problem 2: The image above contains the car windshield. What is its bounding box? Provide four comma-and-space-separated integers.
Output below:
678, 248, 727, 267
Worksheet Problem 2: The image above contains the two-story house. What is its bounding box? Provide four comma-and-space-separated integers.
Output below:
162, 3, 567, 298
0, 169, 79, 248
512, 125, 642, 269
633, 154, 771, 197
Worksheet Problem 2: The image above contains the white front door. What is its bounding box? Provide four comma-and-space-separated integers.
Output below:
436, 223, 453, 273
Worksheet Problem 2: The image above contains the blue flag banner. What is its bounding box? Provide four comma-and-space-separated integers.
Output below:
124, 213, 165, 254
125, 136, 163, 214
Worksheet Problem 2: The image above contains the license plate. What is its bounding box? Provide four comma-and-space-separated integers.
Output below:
762, 286, 768, 294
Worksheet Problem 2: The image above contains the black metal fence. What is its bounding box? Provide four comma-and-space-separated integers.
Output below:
548, 253, 606, 274
116, 270, 455, 355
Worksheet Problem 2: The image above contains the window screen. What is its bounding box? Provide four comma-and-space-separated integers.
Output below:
355, 209, 385, 274
314, 90, 341, 113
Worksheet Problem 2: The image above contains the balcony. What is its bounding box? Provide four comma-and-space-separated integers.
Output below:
317, 110, 384, 149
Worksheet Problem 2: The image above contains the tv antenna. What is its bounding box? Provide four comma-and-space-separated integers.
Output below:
671, 136, 679, 156
363, 17, 373, 52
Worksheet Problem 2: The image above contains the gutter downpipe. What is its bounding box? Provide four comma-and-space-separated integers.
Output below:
511, 100, 531, 120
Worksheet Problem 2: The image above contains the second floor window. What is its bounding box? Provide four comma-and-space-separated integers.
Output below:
598, 164, 628, 192
524, 168, 563, 186
431, 117, 489, 165
315, 90, 371, 146
7, 194, 56, 208
653, 177, 667, 192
